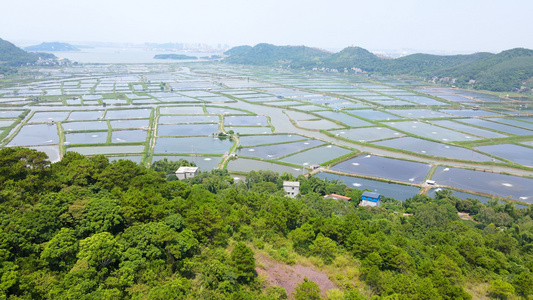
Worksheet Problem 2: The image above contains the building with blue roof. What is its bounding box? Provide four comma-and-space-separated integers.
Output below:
360, 191, 381, 207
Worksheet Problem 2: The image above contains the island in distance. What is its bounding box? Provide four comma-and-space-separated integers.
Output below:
153, 54, 198, 60
24, 42, 80, 52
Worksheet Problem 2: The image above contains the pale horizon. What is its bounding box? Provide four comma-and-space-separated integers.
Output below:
2, 0, 532, 55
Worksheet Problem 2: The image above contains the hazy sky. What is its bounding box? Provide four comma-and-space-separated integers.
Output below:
2, 0, 532, 53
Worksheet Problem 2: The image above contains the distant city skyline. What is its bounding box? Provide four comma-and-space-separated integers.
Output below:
2, 0, 532, 55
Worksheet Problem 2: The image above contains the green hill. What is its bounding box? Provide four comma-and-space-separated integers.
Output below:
223, 43, 533, 92
224, 43, 330, 67
24, 42, 80, 52
0, 38, 56, 76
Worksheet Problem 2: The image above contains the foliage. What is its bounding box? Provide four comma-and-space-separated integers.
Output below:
0, 147, 532, 299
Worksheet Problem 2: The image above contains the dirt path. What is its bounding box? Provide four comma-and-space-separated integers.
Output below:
255, 253, 337, 297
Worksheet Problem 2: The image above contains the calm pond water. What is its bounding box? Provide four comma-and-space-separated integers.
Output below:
110, 119, 150, 129
68, 145, 145, 155
8, 124, 59, 146
383, 120, 479, 142
63, 121, 108, 131
315, 172, 421, 201
224, 115, 268, 126
297, 119, 342, 130
430, 167, 533, 202
225, 127, 272, 135
158, 115, 218, 124
112, 130, 148, 143
239, 134, 305, 146
0, 111, 25, 118
430, 120, 507, 139
331, 127, 404, 142
105, 109, 151, 119
387, 109, 451, 119
227, 158, 307, 177
475, 144, 533, 167
331, 155, 431, 183
375, 137, 496, 162
439, 109, 502, 117
279, 145, 354, 166
427, 188, 492, 203
458, 119, 533, 136
345, 109, 402, 121
238, 139, 324, 160
157, 124, 218, 136
159, 106, 205, 115
29, 111, 70, 123
314, 111, 373, 127
154, 137, 233, 154
65, 131, 108, 145
67, 111, 105, 121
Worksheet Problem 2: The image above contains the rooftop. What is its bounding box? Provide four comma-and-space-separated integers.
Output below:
283, 181, 300, 187
176, 166, 199, 173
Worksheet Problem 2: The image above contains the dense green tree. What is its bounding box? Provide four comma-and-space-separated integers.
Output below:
230, 242, 256, 283
294, 277, 321, 300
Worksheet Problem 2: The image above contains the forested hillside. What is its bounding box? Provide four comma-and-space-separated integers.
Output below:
0, 38, 57, 75
1, 147, 533, 299
223, 43, 533, 92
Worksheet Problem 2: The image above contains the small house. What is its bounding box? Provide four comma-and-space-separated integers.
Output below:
283, 181, 300, 198
324, 194, 351, 201
360, 191, 381, 207
176, 166, 199, 180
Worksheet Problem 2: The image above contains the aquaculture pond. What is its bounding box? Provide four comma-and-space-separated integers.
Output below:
110, 119, 150, 129
314, 111, 373, 127
278, 145, 354, 166
374, 137, 496, 162
491, 118, 533, 130
105, 109, 152, 119
427, 188, 492, 204
238, 134, 305, 146
430, 167, 533, 202
67, 145, 145, 155
62, 121, 109, 131
397, 95, 447, 106
7, 124, 59, 146
29, 145, 61, 163
439, 109, 502, 118
383, 120, 479, 142
67, 111, 105, 121
386, 109, 451, 119
475, 144, 533, 166
206, 107, 251, 115
430, 120, 507, 139
224, 127, 272, 135
65, 132, 108, 145
154, 137, 234, 154
157, 124, 219, 136
345, 109, 402, 121
159, 106, 205, 115
296, 119, 343, 130
224, 115, 268, 126
29, 111, 70, 123
227, 158, 307, 177
238, 139, 324, 160
158, 115, 218, 124
457, 119, 533, 136
0, 110, 25, 118
331, 155, 431, 184
111, 130, 148, 143
152, 155, 222, 171
331, 127, 404, 142
315, 173, 420, 201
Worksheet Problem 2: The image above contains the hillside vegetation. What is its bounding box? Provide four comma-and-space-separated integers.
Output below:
1, 147, 533, 299
0, 38, 57, 75
224, 43, 533, 92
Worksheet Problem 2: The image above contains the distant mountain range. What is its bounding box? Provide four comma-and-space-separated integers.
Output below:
224, 43, 533, 92
24, 42, 80, 52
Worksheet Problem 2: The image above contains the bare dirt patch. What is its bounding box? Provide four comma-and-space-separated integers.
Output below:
255, 253, 337, 297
